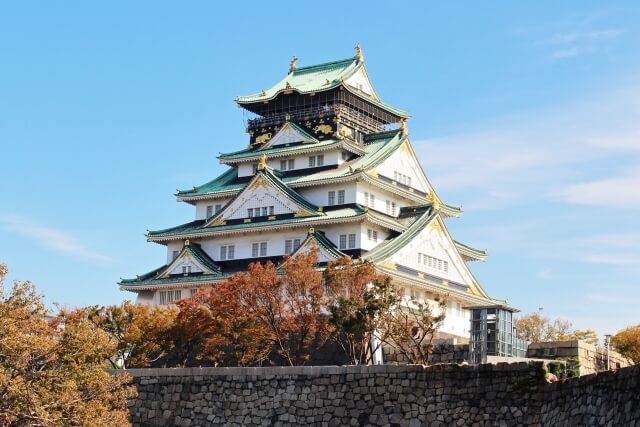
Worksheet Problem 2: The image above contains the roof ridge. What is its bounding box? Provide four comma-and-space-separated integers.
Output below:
292, 57, 356, 74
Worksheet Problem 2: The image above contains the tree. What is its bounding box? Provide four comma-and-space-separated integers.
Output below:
514, 309, 598, 344
611, 324, 640, 364
326, 259, 391, 364
84, 301, 177, 369
382, 294, 447, 365
173, 281, 270, 367
0, 264, 135, 427
237, 249, 330, 366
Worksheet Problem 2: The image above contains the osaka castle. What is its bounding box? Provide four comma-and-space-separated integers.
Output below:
120, 46, 503, 340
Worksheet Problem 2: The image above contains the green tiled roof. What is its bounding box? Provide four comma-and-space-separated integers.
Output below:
454, 240, 487, 261
148, 206, 367, 241
235, 56, 409, 118
178, 130, 404, 200
254, 166, 321, 215
364, 207, 437, 264
292, 229, 346, 260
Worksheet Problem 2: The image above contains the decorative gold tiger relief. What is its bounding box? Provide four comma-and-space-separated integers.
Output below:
337, 125, 353, 139
255, 133, 272, 144
313, 124, 332, 135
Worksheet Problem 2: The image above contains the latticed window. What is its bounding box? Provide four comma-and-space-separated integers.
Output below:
215, 204, 222, 213
328, 191, 336, 206
317, 154, 324, 166
206, 205, 213, 219
285, 240, 293, 254
260, 242, 267, 257
308, 156, 316, 167
339, 234, 347, 249
220, 246, 227, 260
172, 250, 179, 261
280, 160, 287, 170
288, 159, 295, 170
348, 233, 356, 249
338, 190, 345, 204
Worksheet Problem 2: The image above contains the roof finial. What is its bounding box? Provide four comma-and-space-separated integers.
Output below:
355, 43, 363, 62
289, 55, 298, 73
399, 118, 408, 136
257, 154, 267, 171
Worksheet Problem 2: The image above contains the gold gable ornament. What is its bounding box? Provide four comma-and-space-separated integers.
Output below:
308, 227, 315, 235
428, 192, 441, 211
257, 154, 267, 171
255, 133, 272, 145
355, 43, 364, 62
184, 239, 190, 246
399, 118, 408, 136
289, 55, 298, 73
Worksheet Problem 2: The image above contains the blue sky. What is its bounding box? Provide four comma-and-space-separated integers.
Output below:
1, 2, 639, 339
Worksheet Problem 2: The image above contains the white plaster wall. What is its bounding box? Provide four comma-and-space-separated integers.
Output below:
345, 68, 374, 96
222, 186, 303, 220
166, 242, 184, 264
237, 150, 343, 178
298, 183, 357, 207
359, 224, 390, 251
391, 222, 473, 286
195, 199, 230, 220
375, 145, 430, 194
356, 182, 407, 216
166, 257, 203, 275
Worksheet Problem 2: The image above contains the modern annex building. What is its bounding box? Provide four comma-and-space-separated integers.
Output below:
120, 46, 506, 340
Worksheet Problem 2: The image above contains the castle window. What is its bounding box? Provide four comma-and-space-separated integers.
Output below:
182, 265, 191, 274
215, 204, 222, 213
280, 160, 287, 170
348, 233, 356, 249
338, 190, 345, 204
261, 207, 268, 216
364, 192, 369, 207
206, 205, 213, 219
252, 163, 258, 174
172, 250, 179, 261
369, 194, 375, 208
392, 202, 397, 216
367, 229, 378, 242
386, 200, 391, 214
190, 289, 198, 298
220, 245, 235, 260
317, 155, 324, 166
247, 208, 254, 217
308, 156, 316, 167
288, 159, 295, 170
328, 191, 336, 206
341, 151, 349, 161
284, 239, 302, 255
339, 234, 347, 249
418, 253, 449, 273
252, 242, 267, 257
269, 206, 274, 215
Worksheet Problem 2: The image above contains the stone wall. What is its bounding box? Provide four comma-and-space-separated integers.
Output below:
124, 363, 639, 426
383, 342, 469, 365
126, 363, 546, 426
541, 364, 640, 426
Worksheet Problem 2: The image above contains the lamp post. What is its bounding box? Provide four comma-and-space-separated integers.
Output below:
604, 334, 612, 371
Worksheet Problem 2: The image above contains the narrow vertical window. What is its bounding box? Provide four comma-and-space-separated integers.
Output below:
293, 239, 301, 250
369, 194, 375, 208
261, 207, 268, 216
364, 192, 369, 207
317, 155, 324, 166
172, 250, 179, 261
348, 234, 356, 249
308, 156, 316, 167
252, 243, 259, 258
228, 245, 234, 259
269, 206, 274, 215
182, 266, 187, 274
206, 205, 213, 219
407, 177, 412, 187
190, 289, 198, 298
247, 208, 253, 217
260, 242, 267, 257
392, 202, 397, 216
215, 204, 222, 213
328, 191, 336, 206
220, 246, 227, 260
280, 160, 287, 170
285, 240, 293, 254
288, 159, 295, 170
338, 190, 345, 204
372, 230, 378, 242
367, 229, 372, 240
386, 200, 391, 214
339, 234, 347, 249
175, 290, 182, 300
